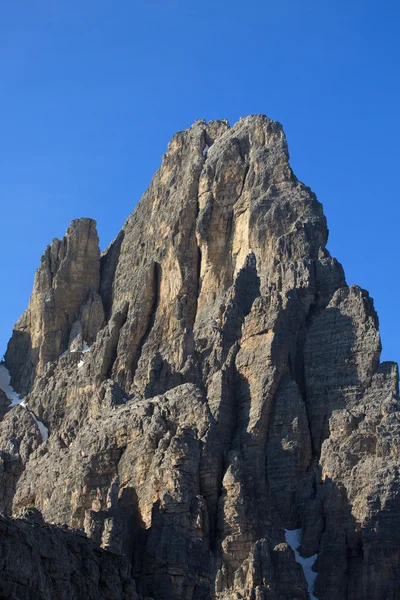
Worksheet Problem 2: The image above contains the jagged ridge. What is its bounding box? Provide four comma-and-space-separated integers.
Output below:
1, 115, 399, 600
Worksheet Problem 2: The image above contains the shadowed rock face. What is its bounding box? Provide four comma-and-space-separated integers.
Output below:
2, 115, 399, 600
0, 514, 138, 600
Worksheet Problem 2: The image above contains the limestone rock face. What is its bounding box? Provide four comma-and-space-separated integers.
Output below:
1, 115, 399, 600
0, 388, 11, 420
13, 385, 222, 599
0, 405, 42, 515
0, 515, 138, 600
5, 218, 104, 395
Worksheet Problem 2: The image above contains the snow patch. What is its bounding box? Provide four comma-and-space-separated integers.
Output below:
64, 341, 91, 355
30, 412, 49, 441
0, 365, 48, 442
77, 341, 90, 368
59, 341, 90, 368
0, 364, 24, 406
284, 528, 318, 600
202, 144, 209, 157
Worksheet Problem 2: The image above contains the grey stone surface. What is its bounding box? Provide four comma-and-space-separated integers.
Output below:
5, 218, 104, 395
0, 514, 138, 600
2, 115, 399, 599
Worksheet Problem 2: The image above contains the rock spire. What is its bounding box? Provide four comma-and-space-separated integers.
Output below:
1, 115, 398, 600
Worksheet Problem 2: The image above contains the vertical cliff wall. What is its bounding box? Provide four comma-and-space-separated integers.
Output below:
1, 115, 399, 600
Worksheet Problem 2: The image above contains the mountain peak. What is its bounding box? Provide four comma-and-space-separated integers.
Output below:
0, 116, 398, 600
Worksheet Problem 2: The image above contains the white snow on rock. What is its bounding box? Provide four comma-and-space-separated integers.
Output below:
284, 528, 318, 600
202, 144, 209, 157
30, 412, 49, 441
65, 340, 91, 355
77, 341, 90, 368
0, 364, 24, 406
60, 341, 90, 369
0, 364, 48, 442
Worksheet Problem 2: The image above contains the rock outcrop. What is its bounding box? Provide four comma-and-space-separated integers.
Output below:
0, 514, 138, 600
5, 218, 104, 395
1, 115, 399, 600
0, 389, 11, 420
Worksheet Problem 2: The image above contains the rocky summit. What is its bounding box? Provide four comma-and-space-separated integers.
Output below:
1, 115, 399, 600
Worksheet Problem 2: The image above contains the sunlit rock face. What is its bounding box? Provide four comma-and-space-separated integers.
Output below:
5, 218, 104, 395
1, 115, 399, 600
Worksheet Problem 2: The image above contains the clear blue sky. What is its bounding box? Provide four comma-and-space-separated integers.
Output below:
1, 0, 399, 368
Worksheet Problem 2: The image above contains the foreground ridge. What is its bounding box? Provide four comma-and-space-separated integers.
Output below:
1, 115, 399, 600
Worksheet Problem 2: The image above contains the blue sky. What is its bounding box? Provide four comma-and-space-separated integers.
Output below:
1, 0, 399, 367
